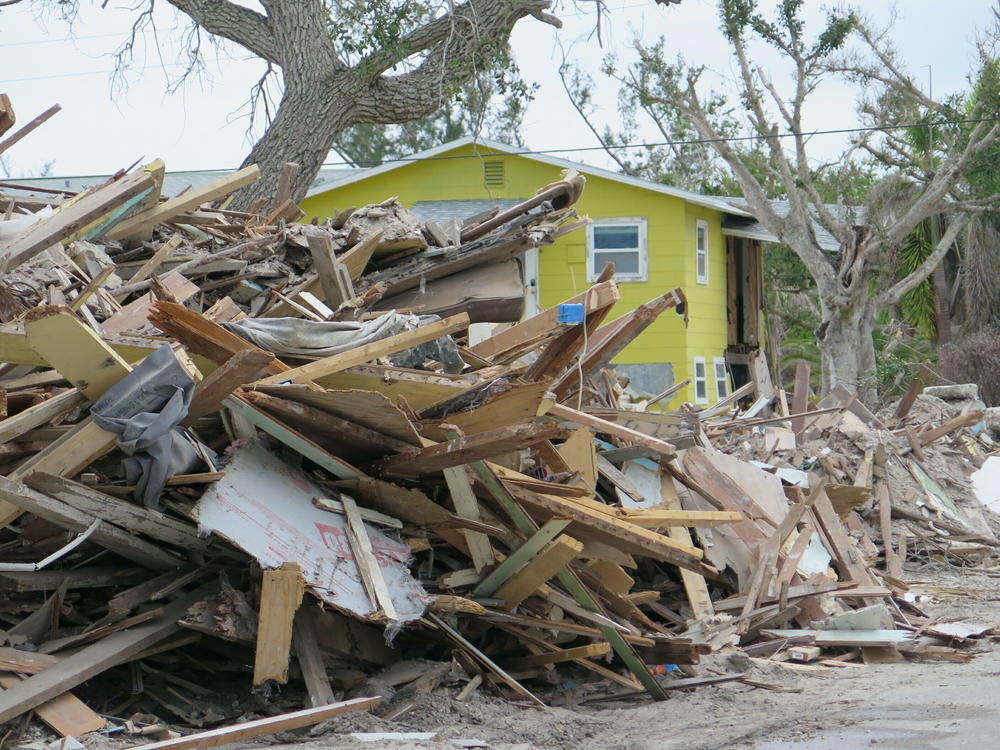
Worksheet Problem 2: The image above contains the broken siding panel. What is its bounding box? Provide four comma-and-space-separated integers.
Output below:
197, 441, 429, 625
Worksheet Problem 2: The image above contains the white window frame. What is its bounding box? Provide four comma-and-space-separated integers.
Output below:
695, 219, 709, 285
693, 356, 708, 404
586, 217, 648, 283
713, 357, 729, 400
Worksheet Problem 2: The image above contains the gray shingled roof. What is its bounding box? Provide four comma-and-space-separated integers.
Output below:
3, 168, 353, 199
409, 199, 525, 225
721, 198, 867, 252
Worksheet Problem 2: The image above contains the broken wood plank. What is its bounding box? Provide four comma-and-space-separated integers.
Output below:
293, 607, 336, 707
790, 360, 810, 435
101, 272, 199, 334
504, 642, 611, 671
0, 389, 87, 445
443, 464, 494, 574
0, 103, 60, 158
894, 361, 933, 419
183, 349, 275, 425
547, 403, 676, 460
471, 519, 571, 597
495, 534, 584, 609
376, 423, 561, 478
253, 562, 305, 686
254, 313, 471, 386
341, 496, 399, 622
120, 697, 380, 750
0, 672, 106, 737
304, 226, 354, 308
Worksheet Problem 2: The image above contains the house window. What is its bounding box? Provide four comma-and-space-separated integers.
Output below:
695, 219, 709, 285
714, 357, 729, 399
693, 357, 708, 404
587, 218, 648, 282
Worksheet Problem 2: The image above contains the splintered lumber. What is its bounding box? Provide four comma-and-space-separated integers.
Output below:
119, 698, 381, 750
24, 306, 132, 400
0, 170, 154, 272
0, 476, 183, 570
377, 423, 561, 478
149, 301, 291, 378
293, 608, 336, 707
914, 410, 984, 446
126, 235, 183, 285
105, 165, 261, 241
102, 272, 199, 334
553, 288, 685, 398
0, 587, 213, 724
341, 496, 399, 622
895, 361, 932, 419
495, 535, 584, 609
524, 287, 617, 382
253, 313, 471, 386
558, 426, 598, 489
504, 643, 611, 670
660, 474, 713, 620
0, 388, 87, 444
304, 226, 353, 307
810, 486, 877, 585
442, 465, 494, 573
0, 94, 14, 136
25, 473, 206, 551
472, 519, 571, 597
183, 349, 275, 425
470, 281, 619, 360
253, 563, 305, 685
546, 403, 676, 460
495, 471, 708, 574
790, 360, 810, 434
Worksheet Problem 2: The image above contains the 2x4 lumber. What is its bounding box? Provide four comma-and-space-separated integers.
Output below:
377, 423, 561, 479
496, 535, 583, 609
811, 486, 877, 585
914, 410, 984, 446
0, 170, 153, 272
183, 349, 275, 425
547, 403, 676, 461
504, 642, 611, 671
120, 698, 381, 750
125, 235, 183, 285
620, 509, 744, 528
0, 587, 212, 724
253, 563, 305, 685
0, 103, 60, 158
304, 227, 353, 308
472, 519, 571, 597
68, 264, 118, 312
0, 389, 86, 444
443, 465, 494, 573
469, 280, 620, 359
0, 476, 183, 570
293, 608, 336, 707
6, 418, 116, 483
105, 165, 261, 241
659, 473, 713, 621
254, 313, 471, 386
25, 473, 206, 551
341, 495, 399, 621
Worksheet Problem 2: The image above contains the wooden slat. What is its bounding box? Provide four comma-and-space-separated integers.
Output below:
121, 698, 381, 750
0, 673, 106, 737
0, 389, 87, 445
293, 607, 336, 707
0, 103, 60, 158
443, 464, 494, 573
183, 349, 275, 424
253, 563, 305, 685
496, 535, 583, 609
505, 643, 611, 670
547, 403, 676, 460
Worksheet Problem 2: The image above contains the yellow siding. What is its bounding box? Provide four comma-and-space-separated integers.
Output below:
301, 143, 731, 408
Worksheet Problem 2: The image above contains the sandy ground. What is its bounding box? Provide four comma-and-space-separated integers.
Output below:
249, 563, 1000, 750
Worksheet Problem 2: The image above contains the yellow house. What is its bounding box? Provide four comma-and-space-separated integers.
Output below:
302, 137, 764, 409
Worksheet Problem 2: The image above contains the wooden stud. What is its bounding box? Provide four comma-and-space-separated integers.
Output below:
443, 464, 494, 573
253, 562, 305, 686
341, 496, 399, 621
496, 535, 584, 609
293, 607, 336, 707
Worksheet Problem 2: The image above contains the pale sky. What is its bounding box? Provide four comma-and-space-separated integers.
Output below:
0, 0, 995, 180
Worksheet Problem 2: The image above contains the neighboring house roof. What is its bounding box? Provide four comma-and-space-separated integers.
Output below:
4, 168, 354, 199
409, 199, 525, 225
721, 198, 868, 252
304, 136, 754, 218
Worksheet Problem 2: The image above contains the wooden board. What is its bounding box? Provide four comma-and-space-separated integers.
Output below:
0, 672, 106, 737
119, 698, 381, 750
253, 563, 305, 685
293, 607, 336, 707
0, 389, 87, 445
443, 465, 494, 573
496, 535, 583, 609
660, 472, 713, 621
342, 496, 399, 622
102, 272, 200, 334
558, 427, 598, 489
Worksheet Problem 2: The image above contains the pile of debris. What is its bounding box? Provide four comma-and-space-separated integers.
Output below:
0, 97, 996, 748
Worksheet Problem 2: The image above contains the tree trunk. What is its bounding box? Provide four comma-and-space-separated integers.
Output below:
232, 75, 355, 211
817, 302, 877, 405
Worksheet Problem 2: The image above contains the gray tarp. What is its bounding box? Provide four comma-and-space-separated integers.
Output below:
221, 312, 463, 370
91, 344, 211, 509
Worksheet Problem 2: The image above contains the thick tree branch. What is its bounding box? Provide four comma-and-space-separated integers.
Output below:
878, 215, 969, 307
165, 0, 280, 65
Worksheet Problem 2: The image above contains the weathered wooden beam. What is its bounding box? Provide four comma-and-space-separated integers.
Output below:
253, 563, 305, 686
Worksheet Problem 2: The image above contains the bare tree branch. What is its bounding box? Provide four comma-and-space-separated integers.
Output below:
166, 0, 281, 65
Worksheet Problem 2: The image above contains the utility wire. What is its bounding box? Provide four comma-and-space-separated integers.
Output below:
7, 115, 998, 181
318, 115, 1000, 168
